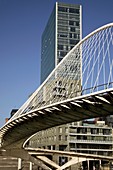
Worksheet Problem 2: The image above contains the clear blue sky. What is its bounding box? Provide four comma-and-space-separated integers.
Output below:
0, 0, 113, 127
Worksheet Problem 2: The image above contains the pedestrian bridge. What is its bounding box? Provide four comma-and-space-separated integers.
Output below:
0, 23, 113, 150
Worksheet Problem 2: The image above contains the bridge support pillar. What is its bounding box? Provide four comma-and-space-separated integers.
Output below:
29, 162, 32, 170
87, 160, 89, 170
18, 158, 22, 170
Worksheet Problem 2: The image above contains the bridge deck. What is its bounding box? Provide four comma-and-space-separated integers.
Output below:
1, 88, 113, 149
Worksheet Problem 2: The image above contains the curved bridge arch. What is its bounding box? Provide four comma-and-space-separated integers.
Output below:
0, 23, 113, 149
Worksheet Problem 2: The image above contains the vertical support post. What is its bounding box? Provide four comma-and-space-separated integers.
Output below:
109, 161, 112, 170
87, 160, 89, 170
99, 160, 101, 170
93, 162, 95, 170
30, 162, 32, 170
18, 158, 22, 170
51, 145, 53, 150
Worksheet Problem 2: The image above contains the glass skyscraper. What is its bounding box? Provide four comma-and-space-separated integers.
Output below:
41, 2, 82, 83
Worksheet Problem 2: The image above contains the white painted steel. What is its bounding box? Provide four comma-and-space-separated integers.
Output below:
5, 23, 113, 122
0, 23, 113, 143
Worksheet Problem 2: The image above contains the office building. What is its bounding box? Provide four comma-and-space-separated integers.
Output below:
41, 2, 82, 83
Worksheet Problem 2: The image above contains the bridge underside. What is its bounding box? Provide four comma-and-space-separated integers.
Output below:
1, 88, 113, 149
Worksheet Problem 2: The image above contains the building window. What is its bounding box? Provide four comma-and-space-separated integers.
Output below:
58, 44, 63, 50
63, 45, 67, 50
54, 136, 56, 141
52, 145, 55, 150
91, 128, 97, 134
76, 21, 79, 26
58, 81, 62, 86
59, 127, 62, 133
65, 135, 68, 141
70, 143, 75, 148
70, 39, 77, 45
59, 135, 62, 141
58, 6, 68, 12
69, 8, 79, 14
69, 21, 74, 26
70, 27, 76, 32
65, 127, 68, 133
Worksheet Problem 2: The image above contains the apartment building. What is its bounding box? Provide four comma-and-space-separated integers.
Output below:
29, 120, 113, 170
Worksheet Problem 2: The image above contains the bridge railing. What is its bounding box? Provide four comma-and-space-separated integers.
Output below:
9, 23, 113, 121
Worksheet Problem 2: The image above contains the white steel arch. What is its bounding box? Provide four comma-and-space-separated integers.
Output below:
8, 23, 113, 121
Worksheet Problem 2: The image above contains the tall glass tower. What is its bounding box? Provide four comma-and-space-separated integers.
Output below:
41, 2, 82, 83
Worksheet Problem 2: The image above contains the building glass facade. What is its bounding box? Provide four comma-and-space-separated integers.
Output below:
41, 6, 56, 83
41, 2, 82, 83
